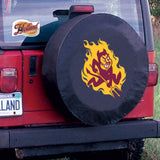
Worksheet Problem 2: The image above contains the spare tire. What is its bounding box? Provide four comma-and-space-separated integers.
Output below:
42, 14, 148, 126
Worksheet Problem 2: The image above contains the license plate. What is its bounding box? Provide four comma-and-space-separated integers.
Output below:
0, 92, 23, 117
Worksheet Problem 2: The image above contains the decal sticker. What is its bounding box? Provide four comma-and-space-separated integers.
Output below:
12, 19, 40, 37
81, 40, 126, 98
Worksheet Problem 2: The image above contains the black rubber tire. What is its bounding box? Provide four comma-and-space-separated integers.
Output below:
0, 149, 18, 160
69, 151, 126, 160
126, 139, 144, 160
42, 13, 148, 126
69, 139, 144, 160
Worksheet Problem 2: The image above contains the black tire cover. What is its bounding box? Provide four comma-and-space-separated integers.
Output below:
42, 14, 148, 126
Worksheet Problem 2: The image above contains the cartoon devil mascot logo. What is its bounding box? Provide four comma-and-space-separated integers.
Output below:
81, 40, 126, 98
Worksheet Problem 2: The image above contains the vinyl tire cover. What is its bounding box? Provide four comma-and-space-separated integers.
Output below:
42, 14, 148, 126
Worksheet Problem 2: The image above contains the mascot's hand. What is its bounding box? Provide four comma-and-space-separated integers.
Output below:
117, 72, 121, 80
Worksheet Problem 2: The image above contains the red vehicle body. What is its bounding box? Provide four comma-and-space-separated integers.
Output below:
0, 0, 159, 160
0, 50, 155, 127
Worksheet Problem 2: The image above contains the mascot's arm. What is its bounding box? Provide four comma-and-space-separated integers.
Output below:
86, 68, 101, 78
91, 59, 100, 73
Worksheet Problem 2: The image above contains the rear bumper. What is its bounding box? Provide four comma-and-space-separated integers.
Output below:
1, 119, 160, 149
